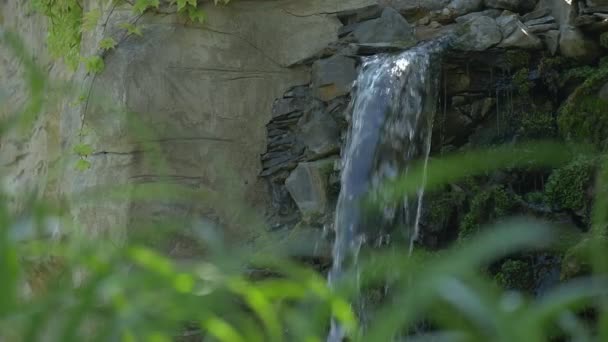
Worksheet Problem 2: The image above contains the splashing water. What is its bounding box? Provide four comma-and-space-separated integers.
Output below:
327, 39, 449, 341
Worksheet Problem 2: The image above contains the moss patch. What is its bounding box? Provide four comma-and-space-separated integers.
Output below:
459, 185, 521, 240
520, 110, 556, 139
557, 61, 608, 148
494, 259, 534, 291
426, 189, 466, 233
558, 96, 608, 149
544, 157, 596, 214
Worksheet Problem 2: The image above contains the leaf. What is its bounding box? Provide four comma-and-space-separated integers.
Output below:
133, 0, 160, 14
82, 55, 104, 74
73, 143, 94, 157
176, 0, 196, 11
82, 9, 101, 32
74, 158, 91, 171
118, 22, 143, 37
187, 5, 206, 24
99, 37, 117, 51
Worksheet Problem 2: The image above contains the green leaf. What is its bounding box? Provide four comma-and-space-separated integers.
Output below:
187, 5, 206, 23
82, 9, 101, 32
118, 22, 143, 36
74, 158, 91, 171
176, 0, 196, 11
133, 0, 160, 14
82, 55, 104, 74
99, 37, 117, 51
73, 143, 94, 157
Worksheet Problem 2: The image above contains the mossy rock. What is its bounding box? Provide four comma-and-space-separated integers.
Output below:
506, 50, 531, 70
557, 62, 608, 148
560, 235, 608, 280
425, 189, 466, 233
459, 185, 521, 240
512, 68, 533, 95
494, 259, 534, 291
544, 157, 596, 216
520, 110, 556, 139
558, 96, 608, 148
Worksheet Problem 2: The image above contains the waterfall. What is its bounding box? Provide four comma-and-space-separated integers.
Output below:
327, 39, 449, 341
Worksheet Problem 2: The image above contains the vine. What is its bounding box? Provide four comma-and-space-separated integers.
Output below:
32, 0, 230, 72
32, 0, 230, 171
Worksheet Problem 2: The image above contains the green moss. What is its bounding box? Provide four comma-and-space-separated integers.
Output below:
544, 157, 596, 214
557, 62, 608, 148
459, 185, 520, 239
494, 259, 534, 291
427, 190, 466, 233
561, 237, 593, 280
558, 96, 608, 148
513, 68, 533, 95
520, 110, 556, 139
506, 50, 531, 70
525, 192, 545, 206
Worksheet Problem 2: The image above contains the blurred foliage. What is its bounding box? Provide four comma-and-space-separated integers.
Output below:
3, 30, 608, 342
545, 157, 597, 215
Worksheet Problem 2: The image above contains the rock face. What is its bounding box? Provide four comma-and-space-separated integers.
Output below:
312, 56, 357, 101
497, 14, 543, 49
353, 7, 416, 45
285, 159, 335, 222
454, 16, 502, 50
559, 26, 599, 63
484, 0, 538, 12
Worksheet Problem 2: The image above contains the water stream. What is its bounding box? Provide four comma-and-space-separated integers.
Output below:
327, 39, 449, 341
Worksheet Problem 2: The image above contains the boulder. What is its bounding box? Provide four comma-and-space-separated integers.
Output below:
353, 7, 416, 45
285, 159, 336, 221
453, 16, 502, 51
587, 0, 608, 6
484, 0, 538, 12
598, 82, 608, 102
559, 26, 599, 63
299, 110, 340, 156
539, 30, 560, 55
378, 0, 449, 15
448, 0, 484, 16
455, 9, 502, 23
312, 55, 357, 101
497, 14, 543, 49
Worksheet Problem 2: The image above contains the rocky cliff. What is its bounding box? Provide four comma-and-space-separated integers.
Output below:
2, 0, 607, 286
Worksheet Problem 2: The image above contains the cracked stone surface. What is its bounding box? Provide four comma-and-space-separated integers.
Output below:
54, 0, 376, 252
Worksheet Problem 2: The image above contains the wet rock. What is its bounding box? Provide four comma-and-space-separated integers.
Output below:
497, 14, 543, 49
285, 159, 336, 221
559, 26, 599, 63
484, 0, 538, 12
312, 55, 356, 101
448, 0, 484, 16
299, 110, 340, 156
353, 7, 416, 45
469, 97, 495, 121
587, 0, 608, 6
378, 0, 449, 16
455, 9, 502, 23
522, 8, 552, 21
597, 82, 608, 101
453, 16, 502, 51
539, 30, 560, 55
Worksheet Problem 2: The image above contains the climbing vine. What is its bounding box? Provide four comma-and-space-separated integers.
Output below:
32, 0, 230, 171
32, 0, 230, 72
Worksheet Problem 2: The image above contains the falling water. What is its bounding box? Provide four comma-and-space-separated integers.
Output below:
327, 39, 449, 341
